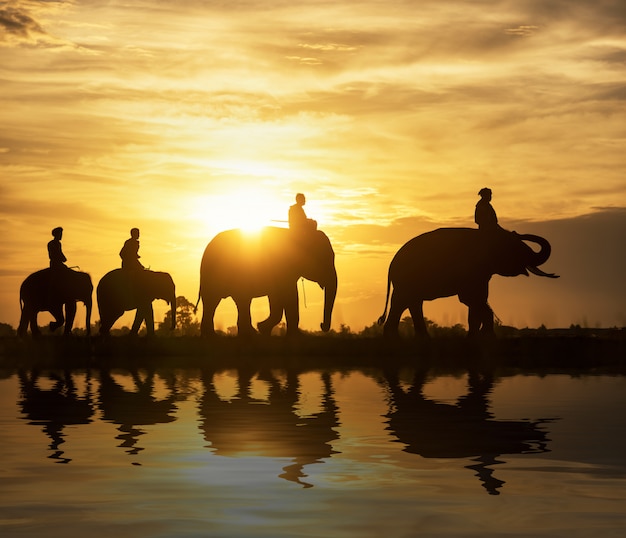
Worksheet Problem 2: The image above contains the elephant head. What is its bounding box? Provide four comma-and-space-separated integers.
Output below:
72, 271, 94, 335
148, 271, 177, 331
297, 231, 337, 332
493, 231, 558, 279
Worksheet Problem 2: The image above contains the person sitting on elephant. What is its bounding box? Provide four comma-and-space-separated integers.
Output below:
120, 228, 145, 271
289, 193, 317, 233
47, 227, 68, 270
474, 188, 502, 232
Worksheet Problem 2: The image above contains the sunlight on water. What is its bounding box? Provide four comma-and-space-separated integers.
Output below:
1, 363, 625, 537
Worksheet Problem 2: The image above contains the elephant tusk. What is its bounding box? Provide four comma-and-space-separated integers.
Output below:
528, 266, 559, 278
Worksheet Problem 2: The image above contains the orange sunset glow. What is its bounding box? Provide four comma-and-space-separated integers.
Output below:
1, 0, 625, 332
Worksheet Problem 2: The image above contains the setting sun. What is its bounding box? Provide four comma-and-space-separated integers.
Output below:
190, 188, 288, 235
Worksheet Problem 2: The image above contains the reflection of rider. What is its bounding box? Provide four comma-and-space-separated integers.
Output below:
475, 188, 501, 232
288, 193, 317, 232
120, 228, 145, 271
47, 227, 67, 270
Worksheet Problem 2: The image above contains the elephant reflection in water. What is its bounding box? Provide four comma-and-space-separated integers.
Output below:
17, 369, 94, 463
97, 368, 178, 457
382, 368, 552, 495
198, 368, 339, 487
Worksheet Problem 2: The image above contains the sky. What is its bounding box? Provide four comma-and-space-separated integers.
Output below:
1, 0, 625, 332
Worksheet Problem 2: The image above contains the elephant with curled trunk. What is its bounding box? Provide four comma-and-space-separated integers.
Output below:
378, 228, 558, 338
18, 268, 93, 338
97, 269, 176, 337
198, 227, 337, 337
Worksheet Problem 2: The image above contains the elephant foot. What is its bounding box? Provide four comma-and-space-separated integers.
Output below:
257, 320, 276, 336
286, 327, 304, 338
49, 321, 63, 332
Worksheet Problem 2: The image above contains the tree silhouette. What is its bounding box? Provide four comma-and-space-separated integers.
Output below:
157, 296, 200, 336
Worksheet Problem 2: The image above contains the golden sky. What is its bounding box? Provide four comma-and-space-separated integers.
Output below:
1, 0, 625, 331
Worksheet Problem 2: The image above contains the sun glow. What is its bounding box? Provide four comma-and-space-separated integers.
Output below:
191, 189, 287, 236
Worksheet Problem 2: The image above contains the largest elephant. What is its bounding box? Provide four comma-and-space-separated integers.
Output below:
97, 269, 176, 336
378, 228, 558, 338
198, 227, 337, 337
18, 268, 93, 337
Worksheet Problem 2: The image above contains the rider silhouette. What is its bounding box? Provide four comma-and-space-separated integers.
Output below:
474, 188, 501, 232
120, 228, 145, 271
47, 227, 67, 270
288, 193, 317, 232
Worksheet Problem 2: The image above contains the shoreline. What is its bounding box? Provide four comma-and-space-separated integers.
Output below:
1, 334, 624, 373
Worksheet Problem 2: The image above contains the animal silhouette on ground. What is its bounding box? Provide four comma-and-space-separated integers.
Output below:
97, 268, 176, 336
18, 268, 93, 337
197, 226, 337, 337
378, 228, 558, 338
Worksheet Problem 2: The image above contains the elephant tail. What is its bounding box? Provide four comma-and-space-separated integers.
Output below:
194, 291, 201, 315
377, 270, 392, 325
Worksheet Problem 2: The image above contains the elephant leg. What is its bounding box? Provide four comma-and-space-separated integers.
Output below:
460, 282, 490, 338
258, 294, 285, 336
283, 282, 300, 336
145, 305, 155, 337
479, 303, 494, 335
234, 296, 255, 337
18, 307, 30, 337
98, 311, 119, 336
29, 308, 41, 338
49, 305, 65, 333
200, 294, 220, 337
131, 306, 146, 336
408, 301, 428, 338
383, 291, 405, 337
63, 302, 77, 336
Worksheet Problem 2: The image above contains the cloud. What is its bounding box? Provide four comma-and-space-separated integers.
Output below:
0, 4, 45, 39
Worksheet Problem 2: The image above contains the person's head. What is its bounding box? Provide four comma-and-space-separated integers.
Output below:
130, 228, 140, 239
295, 193, 306, 206
51, 227, 63, 240
478, 188, 492, 200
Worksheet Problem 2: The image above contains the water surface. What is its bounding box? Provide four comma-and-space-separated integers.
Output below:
1, 361, 625, 537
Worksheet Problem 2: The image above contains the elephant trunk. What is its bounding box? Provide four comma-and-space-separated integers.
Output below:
170, 294, 177, 330
85, 296, 92, 337
320, 270, 337, 332
519, 233, 559, 278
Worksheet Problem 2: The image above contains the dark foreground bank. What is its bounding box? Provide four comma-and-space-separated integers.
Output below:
1, 333, 624, 373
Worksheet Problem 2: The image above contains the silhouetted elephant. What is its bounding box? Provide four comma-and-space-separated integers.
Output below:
18, 268, 93, 337
379, 228, 558, 337
97, 268, 176, 336
198, 227, 337, 336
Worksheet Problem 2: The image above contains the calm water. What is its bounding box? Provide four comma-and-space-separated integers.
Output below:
1, 361, 625, 537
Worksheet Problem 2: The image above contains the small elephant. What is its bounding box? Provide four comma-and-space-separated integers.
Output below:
97, 268, 176, 336
18, 268, 93, 338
